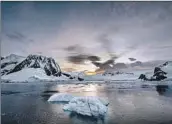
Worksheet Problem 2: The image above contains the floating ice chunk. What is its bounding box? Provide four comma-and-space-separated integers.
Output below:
63, 96, 108, 117
48, 93, 74, 102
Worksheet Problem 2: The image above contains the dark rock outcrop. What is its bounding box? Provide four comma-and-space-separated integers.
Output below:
156, 85, 169, 95
1, 69, 9, 76
78, 77, 84, 81
138, 74, 148, 80
152, 67, 167, 81
103, 71, 134, 76
69, 76, 75, 79
62, 72, 71, 77
61, 72, 76, 79
1, 57, 4, 60
139, 62, 168, 81
1, 62, 17, 69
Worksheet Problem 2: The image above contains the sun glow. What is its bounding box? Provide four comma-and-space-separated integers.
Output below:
61, 61, 97, 72
84, 71, 97, 75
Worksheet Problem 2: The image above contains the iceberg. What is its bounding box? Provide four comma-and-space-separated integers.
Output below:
63, 96, 108, 117
48, 93, 74, 102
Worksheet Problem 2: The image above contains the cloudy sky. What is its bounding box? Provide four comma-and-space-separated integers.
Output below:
1, 2, 172, 71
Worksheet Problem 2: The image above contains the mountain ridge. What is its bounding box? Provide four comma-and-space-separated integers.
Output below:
1, 54, 61, 77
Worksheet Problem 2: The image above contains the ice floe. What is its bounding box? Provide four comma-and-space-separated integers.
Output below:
63, 96, 108, 117
48, 93, 74, 102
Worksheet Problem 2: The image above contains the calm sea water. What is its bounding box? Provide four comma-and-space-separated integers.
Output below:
1, 82, 172, 124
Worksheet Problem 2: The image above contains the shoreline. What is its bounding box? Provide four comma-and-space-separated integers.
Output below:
1, 79, 172, 85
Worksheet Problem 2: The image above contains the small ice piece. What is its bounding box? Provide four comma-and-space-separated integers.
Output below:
48, 93, 74, 102
63, 96, 108, 117
98, 98, 109, 106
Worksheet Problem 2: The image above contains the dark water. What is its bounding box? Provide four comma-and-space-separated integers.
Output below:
1, 82, 172, 124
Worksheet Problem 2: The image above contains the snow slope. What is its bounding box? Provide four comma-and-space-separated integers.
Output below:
1, 68, 153, 82
2, 68, 68, 82
1, 54, 25, 75
1, 54, 25, 64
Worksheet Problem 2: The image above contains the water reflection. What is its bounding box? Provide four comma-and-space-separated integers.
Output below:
54, 84, 99, 96
156, 85, 169, 95
69, 112, 105, 124
1, 91, 21, 95
2, 83, 172, 124
41, 90, 59, 101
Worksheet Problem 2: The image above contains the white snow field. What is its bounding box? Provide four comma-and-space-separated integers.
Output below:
2, 68, 69, 82
1, 54, 25, 64
63, 96, 108, 117
2, 67, 172, 82
0, 68, 168, 82
1, 68, 140, 82
48, 93, 74, 102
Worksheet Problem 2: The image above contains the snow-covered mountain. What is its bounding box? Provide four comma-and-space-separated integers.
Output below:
1, 54, 67, 82
7, 54, 61, 76
82, 70, 144, 81
1, 54, 25, 75
1, 54, 62, 77
156, 61, 172, 80
139, 61, 172, 81
1, 54, 25, 63
1, 54, 88, 82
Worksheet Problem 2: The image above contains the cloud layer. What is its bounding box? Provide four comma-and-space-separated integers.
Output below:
1, 2, 172, 71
